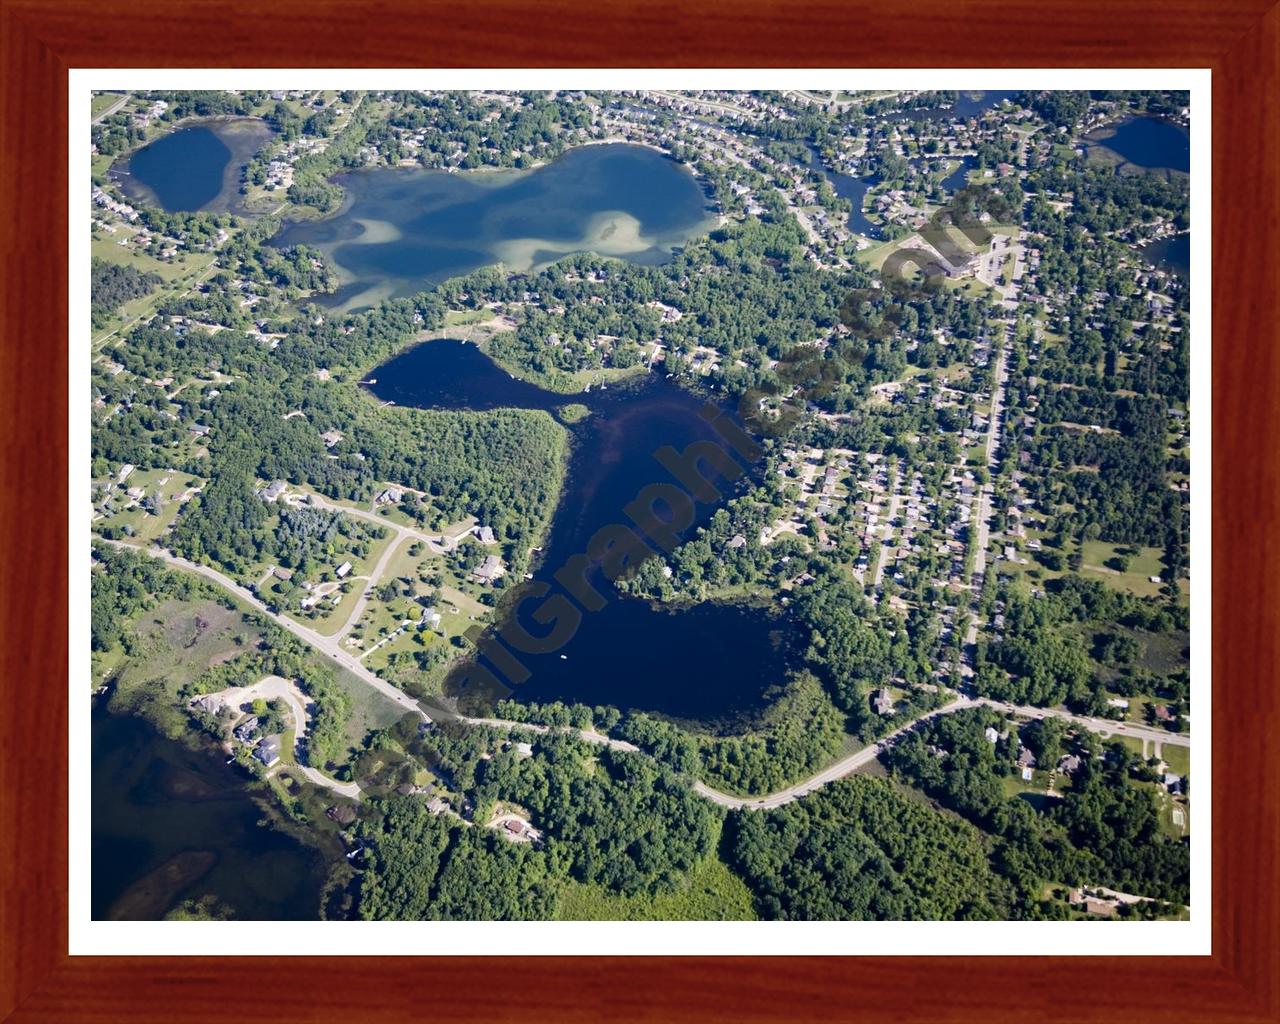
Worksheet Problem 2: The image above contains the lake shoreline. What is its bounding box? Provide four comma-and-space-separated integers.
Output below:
271, 141, 719, 313
92, 698, 348, 921
110, 116, 275, 216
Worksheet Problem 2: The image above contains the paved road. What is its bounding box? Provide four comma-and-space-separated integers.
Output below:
204, 674, 312, 741
965, 328, 1011, 648
696, 699, 975, 809
285, 490, 449, 642
284, 765, 362, 799
102, 541, 1189, 815
464, 717, 640, 754
693, 692, 1190, 810
291, 490, 446, 554
92, 92, 130, 124
971, 697, 1190, 748
871, 488, 902, 587
102, 539, 429, 722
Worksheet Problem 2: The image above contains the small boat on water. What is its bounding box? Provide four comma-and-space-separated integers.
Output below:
559, 654, 568, 660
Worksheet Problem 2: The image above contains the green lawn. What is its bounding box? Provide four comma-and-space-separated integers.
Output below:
444, 308, 496, 327
854, 237, 907, 272
91, 92, 126, 118
283, 528, 399, 637
1080, 541, 1170, 598
90, 237, 219, 345
1160, 743, 1191, 778
91, 234, 213, 283
1000, 251, 1017, 286
93, 468, 200, 544
328, 663, 411, 760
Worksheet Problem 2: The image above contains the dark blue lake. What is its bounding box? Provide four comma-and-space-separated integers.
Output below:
1088, 116, 1190, 173
941, 155, 978, 192
1141, 232, 1190, 276
369, 340, 793, 729
92, 704, 329, 920
272, 144, 718, 313
825, 171, 882, 238
883, 90, 1018, 122
112, 118, 273, 214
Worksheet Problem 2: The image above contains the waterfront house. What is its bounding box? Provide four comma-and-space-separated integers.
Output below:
254, 736, 281, 768
471, 555, 505, 584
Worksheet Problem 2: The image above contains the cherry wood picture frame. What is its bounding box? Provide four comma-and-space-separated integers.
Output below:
2, 1, 1276, 1020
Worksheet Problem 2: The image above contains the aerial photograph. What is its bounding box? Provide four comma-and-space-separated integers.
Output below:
88, 86, 1192, 924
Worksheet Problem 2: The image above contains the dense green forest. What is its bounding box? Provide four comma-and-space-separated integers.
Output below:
616, 672, 846, 795
727, 776, 1015, 919
355, 797, 557, 920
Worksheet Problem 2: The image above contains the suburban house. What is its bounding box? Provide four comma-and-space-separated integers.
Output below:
234, 716, 260, 743
473, 524, 496, 544
872, 688, 894, 716
321, 429, 344, 448
254, 736, 281, 767
335, 561, 353, 579
257, 479, 287, 502
190, 694, 224, 716
375, 487, 404, 505
471, 554, 505, 584
326, 804, 357, 826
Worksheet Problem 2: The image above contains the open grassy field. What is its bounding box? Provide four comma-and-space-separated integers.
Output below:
1080, 540, 1167, 597
855, 236, 909, 273
555, 852, 757, 921
444, 307, 496, 327
91, 92, 127, 118
100, 597, 263, 737
90, 236, 220, 345
328, 662, 411, 758
91, 233, 214, 283
1160, 742, 1191, 778
97, 580, 406, 769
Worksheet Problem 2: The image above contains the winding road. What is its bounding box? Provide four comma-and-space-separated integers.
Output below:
101, 539, 1189, 812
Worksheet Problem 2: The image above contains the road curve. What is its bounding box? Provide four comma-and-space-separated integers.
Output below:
99, 541, 1190, 814
694, 699, 976, 809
